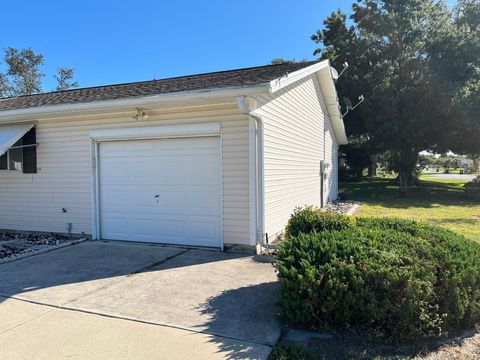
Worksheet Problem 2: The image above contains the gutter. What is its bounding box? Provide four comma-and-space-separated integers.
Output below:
237, 96, 276, 253
0, 84, 269, 123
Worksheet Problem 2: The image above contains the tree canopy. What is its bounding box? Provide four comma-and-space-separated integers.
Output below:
0, 47, 78, 97
312, 0, 480, 195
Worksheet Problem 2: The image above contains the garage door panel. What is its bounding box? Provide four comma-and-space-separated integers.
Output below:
159, 191, 219, 214
159, 158, 188, 183
99, 137, 221, 247
101, 160, 134, 184
130, 159, 157, 181
189, 159, 220, 184
102, 188, 156, 209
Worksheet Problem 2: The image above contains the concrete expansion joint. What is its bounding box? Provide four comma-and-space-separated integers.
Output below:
1, 296, 274, 348
128, 248, 191, 276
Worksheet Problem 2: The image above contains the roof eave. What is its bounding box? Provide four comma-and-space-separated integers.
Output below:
268, 59, 348, 145
267, 59, 330, 93
0, 83, 270, 122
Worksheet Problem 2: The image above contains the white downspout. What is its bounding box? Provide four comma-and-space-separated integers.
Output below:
237, 96, 276, 252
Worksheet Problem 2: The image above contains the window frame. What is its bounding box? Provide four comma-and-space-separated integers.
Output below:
0, 142, 24, 171
0, 127, 37, 173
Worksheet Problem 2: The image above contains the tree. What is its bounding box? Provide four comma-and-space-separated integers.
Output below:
428, 0, 480, 155
271, 58, 297, 64
312, 1, 473, 197
418, 154, 436, 169
342, 136, 372, 178
0, 73, 11, 97
54, 67, 79, 91
312, 10, 383, 180
3, 47, 44, 96
0, 47, 78, 97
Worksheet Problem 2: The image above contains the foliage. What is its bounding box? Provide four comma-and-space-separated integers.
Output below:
311, 0, 480, 196
429, 0, 480, 155
276, 211, 480, 341
0, 47, 78, 97
418, 154, 436, 169
268, 344, 315, 360
270, 58, 310, 65
3, 47, 44, 96
271, 58, 297, 64
465, 175, 480, 200
340, 176, 480, 241
341, 135, 372, 178
54, 67, 79, 91
285, 206, 354, 237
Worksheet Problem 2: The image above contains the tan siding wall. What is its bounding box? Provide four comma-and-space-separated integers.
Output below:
0, 104, 251, 246
255, 74, 339, 238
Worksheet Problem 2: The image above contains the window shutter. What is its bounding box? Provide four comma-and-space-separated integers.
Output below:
22, 127, 37, 174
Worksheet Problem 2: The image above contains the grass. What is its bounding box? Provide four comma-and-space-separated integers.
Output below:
424, 167, 468, 174
269, 175, 480, 359
340, 175, 480, 241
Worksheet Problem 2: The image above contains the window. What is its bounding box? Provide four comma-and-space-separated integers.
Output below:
0, 127, 37, 173
0, 152, 6, 169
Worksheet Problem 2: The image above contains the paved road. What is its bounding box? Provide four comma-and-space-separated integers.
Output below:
422, 172, 477, 181
0, 241, 279, 360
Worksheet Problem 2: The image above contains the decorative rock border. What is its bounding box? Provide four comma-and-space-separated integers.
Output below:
346, 203, 361, 215
323, 200, 361, 215
0, 237, 88, 264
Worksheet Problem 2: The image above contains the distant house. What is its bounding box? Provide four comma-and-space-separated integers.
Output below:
0, 60, 346, 251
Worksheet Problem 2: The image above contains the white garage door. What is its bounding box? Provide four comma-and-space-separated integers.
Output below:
99, 136, 221, 247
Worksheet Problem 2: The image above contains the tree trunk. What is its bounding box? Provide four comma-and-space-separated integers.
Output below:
472, 155, 480, 174
398, 164, 408, 198
368, 154, 378, 177
397, 150, 418, 198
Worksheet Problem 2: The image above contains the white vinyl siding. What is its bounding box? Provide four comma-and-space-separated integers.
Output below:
0, 104, 251, 246
255, 73, 339, 239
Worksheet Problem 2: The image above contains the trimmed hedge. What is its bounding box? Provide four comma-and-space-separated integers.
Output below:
285, 206, 354, 237
275, 208, 480, 341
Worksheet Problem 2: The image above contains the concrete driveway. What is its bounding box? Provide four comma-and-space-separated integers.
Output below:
0, 241, 280, 359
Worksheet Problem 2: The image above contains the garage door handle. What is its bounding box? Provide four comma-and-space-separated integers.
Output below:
154, 194, 160, 198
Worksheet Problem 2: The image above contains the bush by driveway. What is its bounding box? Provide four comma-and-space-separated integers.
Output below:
275, 207, 480, 342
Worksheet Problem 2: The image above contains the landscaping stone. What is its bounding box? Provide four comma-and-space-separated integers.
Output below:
323, 200, 361, 215
0, 232, 87, 264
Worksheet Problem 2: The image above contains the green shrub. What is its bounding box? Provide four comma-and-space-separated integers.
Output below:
465, 175, 480, 200
285, 206, 354, 237
268, 344, 315, 360
275, 211, 480, 341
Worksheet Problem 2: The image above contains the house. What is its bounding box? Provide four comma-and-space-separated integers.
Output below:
0, 60, 347, 251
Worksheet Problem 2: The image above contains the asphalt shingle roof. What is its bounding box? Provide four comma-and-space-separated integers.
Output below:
0, 61, 317, 112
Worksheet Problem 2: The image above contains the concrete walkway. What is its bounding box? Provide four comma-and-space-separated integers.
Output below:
0, 241, 279, 359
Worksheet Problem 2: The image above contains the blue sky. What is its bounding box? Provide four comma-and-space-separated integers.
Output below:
1, 0, 455, 91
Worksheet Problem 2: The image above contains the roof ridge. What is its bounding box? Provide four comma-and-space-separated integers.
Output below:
0, 61, 318, 101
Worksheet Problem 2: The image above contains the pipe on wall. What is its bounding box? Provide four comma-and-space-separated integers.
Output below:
237, 96, 276, 252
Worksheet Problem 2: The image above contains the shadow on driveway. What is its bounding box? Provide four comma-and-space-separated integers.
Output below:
0, 241, 280, 359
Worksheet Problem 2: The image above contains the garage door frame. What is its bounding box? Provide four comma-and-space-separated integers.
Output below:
89, 122, 223, 249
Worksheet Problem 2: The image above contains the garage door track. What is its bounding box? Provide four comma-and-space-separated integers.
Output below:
0, 241, 280, 359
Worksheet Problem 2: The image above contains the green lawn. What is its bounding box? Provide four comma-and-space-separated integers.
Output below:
424, 167, 467, 174
340, 176, 480, 241
269, 177, 480, 359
